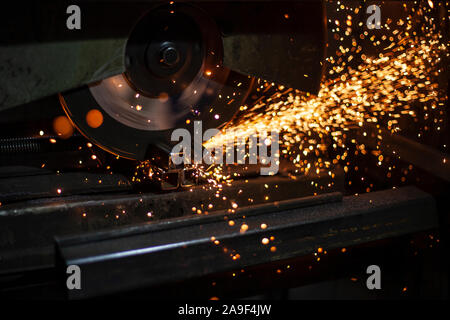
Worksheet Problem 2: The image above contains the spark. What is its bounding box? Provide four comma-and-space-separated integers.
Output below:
131, 4, 447, 264
204, 1, 446, 189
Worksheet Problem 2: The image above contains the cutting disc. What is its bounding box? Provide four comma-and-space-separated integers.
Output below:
60, 3, 253, 160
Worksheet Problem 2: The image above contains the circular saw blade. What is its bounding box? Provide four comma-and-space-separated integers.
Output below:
88, 62, 223, 132
59, 3, 255, 161
60, 66, 253, 160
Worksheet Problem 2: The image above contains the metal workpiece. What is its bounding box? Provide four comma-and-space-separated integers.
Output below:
0, 172, 132, 203
55, 186, 437, 299
0, 169, 343, 274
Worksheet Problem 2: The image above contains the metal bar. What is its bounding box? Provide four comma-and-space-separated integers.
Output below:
0, 172, 132, 202
0, 170, 343, 274
56, 186, 437, 299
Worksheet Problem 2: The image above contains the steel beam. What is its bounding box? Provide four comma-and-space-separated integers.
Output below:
55, 186, 437, 299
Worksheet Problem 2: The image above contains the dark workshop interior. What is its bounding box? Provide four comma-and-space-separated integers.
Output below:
0, 0, 449, 301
